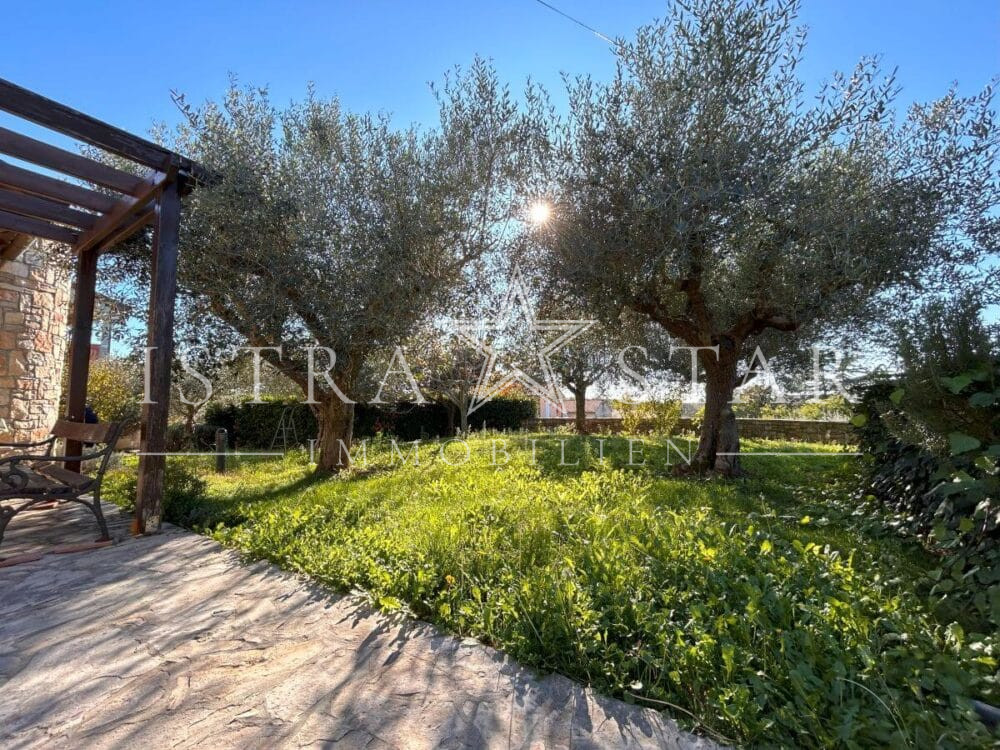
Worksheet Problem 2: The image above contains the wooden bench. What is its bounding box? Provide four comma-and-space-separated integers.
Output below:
0, 420, 125, 548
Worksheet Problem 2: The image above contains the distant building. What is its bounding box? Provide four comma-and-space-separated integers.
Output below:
538, 398, 620, 419
68, 291, 123, 361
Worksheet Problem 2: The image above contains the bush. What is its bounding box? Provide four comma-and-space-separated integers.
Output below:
199, 396, 535, 449
202, 400, 317, 449
731, 383, 774, 417
354, 401, 451, 439
86, 358, 142, 425
203, 402, 239, 437
102, 460, 214, 527
734, 385, 851, 421
613, 398, 682, 434
464, 396, 536, 432
854, 296, 1000, 632
165, 423, 194, 452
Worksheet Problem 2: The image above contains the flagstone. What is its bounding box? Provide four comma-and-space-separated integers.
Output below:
0, 525, 717, 749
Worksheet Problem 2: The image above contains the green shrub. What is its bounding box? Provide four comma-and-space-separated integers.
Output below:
854, 296, 1000, 633
731, 383, 774, 417
86, 358, 142, 425
733, 385, 851, 420
759, 394, 851, 421
200, 396, 534, 449
354, 401, 451, 439
465, 396, 536, 431
102, 460, 214, 527
613, 398, 682, 434
203, 402, 239, 437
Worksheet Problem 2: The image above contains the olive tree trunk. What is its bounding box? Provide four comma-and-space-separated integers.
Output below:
692, 351, 743, 476
573, 387, 588, 434
313, 394, 355, 473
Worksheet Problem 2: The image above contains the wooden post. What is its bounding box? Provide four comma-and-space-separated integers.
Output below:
134, 178, 181, 534
64, 247, 98, 471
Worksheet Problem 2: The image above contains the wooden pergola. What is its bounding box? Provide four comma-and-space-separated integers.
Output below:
0, 78, 209, 534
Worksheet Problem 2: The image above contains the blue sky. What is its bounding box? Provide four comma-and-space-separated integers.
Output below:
3, 1, 997, 346
3, 1, 997, 139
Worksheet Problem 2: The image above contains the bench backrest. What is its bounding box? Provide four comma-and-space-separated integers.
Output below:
51, 419, 126, 479
51, 419, 119, 445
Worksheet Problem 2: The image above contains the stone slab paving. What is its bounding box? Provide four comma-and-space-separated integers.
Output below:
0, 525, 718, 749
0, 500, 133, 561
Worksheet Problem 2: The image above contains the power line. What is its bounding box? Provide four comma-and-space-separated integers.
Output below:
531, 0, 615, 45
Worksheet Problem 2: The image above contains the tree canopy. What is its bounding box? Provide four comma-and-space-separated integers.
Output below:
163, 64, 537, 470
534, 0, 999, 472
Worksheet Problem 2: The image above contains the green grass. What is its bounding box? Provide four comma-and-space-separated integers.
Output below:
107, 434, 997, 748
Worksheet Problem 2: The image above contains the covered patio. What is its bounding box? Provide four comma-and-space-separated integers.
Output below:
0, 78, 209, 535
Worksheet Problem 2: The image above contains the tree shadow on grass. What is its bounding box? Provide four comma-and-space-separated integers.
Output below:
170, 471, 329, 530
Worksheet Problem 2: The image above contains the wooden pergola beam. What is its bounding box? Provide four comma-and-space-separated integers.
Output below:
0, 126, 147, 195
0, 78, 210, 184
135, 177, 182, 533
64, 248, 98, 471
0, 207, 78, 245
73, 170, 167, 254
93, 207, 155, 255
0, 188, 97, 230
0, 158, 118, 213
0, 77, 208, 536
0, 234, 31, 262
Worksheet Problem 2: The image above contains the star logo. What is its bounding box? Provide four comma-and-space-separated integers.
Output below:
450, 266, 594, 416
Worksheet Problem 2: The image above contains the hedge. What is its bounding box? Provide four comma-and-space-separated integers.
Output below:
201, 396, 536, 449
854, 367, 1000, 633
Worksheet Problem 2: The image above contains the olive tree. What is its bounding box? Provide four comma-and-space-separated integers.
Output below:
408, 331, 483, 435
170, 64, 535, 472
537, 0, 999, 474
536, 293, 629, 432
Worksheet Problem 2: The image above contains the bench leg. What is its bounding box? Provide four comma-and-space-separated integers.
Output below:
0, 505, 13, 548
66, 495, 111, 542
88, 494, 111, 542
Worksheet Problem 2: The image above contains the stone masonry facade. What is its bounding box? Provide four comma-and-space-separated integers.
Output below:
0, 241, 71, 443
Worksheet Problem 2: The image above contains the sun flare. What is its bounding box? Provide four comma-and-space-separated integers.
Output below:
528, 201, 552, 225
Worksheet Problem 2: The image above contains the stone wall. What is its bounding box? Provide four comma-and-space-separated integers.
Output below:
525, 416, 856, 445
0, 241, 71, 442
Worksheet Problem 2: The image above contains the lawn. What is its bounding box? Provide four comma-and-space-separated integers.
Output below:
108, 434, 995, 747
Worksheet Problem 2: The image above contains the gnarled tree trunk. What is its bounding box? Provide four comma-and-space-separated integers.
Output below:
314, 394, 355, 473
573, 386, 587, 434
692, 342, 743, 476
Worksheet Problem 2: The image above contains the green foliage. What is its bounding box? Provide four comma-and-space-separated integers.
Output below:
464, 397, 536, 432
103, 459, 212, 526
200, 396, 536, 449
733, 385, 851, 420
203, 399, 318, 449
86, 358, 141, 426
613, 399, 682, 434
731, 384, 776, 418
763, 396, 852, 421
855, 297, 1000, 634
135, 436, 994, 747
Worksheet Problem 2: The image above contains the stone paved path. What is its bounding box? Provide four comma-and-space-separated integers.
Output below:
0, 525, 717, 749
